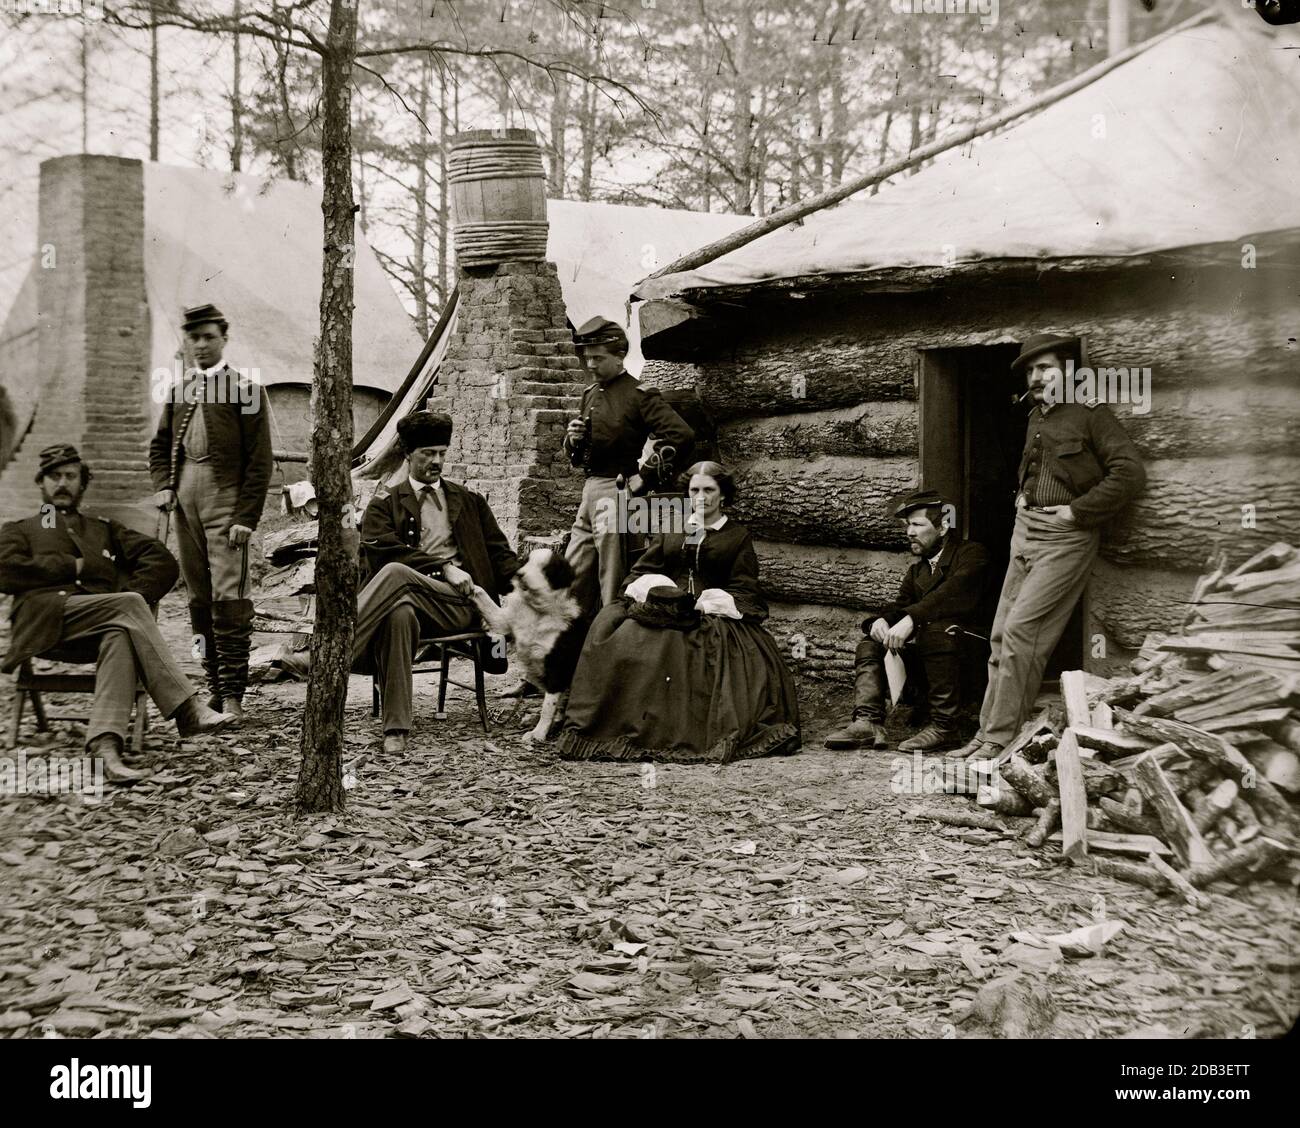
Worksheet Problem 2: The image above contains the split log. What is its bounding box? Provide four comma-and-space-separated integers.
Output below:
1026, 800, 1061, 848
1054, 730, 1089, 862
1085, 855, 1170, 893
1133, 749, 1214, 867
1046, 756, 1128, 798
1177, 688, 1294, 727
1171, 760, 1220, 797
1187, 838, 1292, 888
1147, 852, 1210, 908
1133, 633, 1171, 674
1218, 560, 1300, 596
1135, 668, 1269, 718
1274, 718, 1300, 755
1021, 733, 1056, 766
1228, 797, 1260, 832
1098, 797, 1164, 837
1114, 710, 1300, 834
1191, 779, 1239, 834
1189, 610, 1300, 632
1047, 830, 1171, 857
1242, 743, 1300, 794
1222, 542, 1298, 582
1159, 638, 1300, 661
1199, 708, 1294, 733
1206, 653, 1300, 675
1003, 710, 1053, 760
1092, 701, 1114, 730
1072, 725, 1152, 758
1060, 671, 1091, 730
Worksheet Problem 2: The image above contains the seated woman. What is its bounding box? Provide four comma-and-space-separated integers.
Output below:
556, 462, 800, 764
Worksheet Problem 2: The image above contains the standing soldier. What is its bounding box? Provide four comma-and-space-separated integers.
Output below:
149, 304, 273, 725
954, 333, 1146, 761
562, 316, 694, 611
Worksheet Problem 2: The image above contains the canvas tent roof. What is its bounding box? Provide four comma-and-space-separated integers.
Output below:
143, 162, 420, 394
352, 197, 747, 478
635, 19, 1300, 301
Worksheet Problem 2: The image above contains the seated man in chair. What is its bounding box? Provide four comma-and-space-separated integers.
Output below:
825, 489, 990, 753
0, 445, 233, 781
353, 412, 519, 753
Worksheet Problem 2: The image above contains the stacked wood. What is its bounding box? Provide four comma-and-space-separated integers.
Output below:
953, 543, 1300, 900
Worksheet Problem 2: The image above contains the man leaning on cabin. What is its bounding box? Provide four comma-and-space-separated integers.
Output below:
954, 333, 1146, 762
149, 304, 273, 728
562, 317, 695, 612
0, 445, 233, 781
825, 489, 990, 754
352, 411, 519, 754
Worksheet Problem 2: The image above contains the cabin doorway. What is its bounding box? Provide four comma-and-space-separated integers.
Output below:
918, 344, 1086, 682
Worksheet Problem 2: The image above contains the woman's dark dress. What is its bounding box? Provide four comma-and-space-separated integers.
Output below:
556, 522, 801, 763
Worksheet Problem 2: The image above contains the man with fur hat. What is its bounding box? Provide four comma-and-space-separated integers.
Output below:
149, 303, 272, 726
0, 445, 232, 780
953, 333, 1146, 761
825, 489, 990, 753
563, 316, 695, 611
353, 411, 519, 752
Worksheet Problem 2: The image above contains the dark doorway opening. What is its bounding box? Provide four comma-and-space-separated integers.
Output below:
919, 344, 1086, 686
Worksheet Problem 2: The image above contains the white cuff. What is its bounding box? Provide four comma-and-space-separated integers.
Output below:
695, 588, 741, 619
624, 573, 674, 603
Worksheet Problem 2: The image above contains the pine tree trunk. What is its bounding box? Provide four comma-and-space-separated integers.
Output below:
413, 52, 431, 338
548, 71, 569, 196
149, 17, 159, 161
295, 0, 359, 816
231, 0, 243, 172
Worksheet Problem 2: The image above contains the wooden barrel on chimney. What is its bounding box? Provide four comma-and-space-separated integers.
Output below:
448, 128, 549, 267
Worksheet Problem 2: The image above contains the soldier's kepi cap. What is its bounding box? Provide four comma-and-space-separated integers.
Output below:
35, 443, 82, 481
572, 316, 628, 352
181, 303, 228, 331
1010, 332, 1078, 374
892, 488, 951, 519
397, 410, 453, 452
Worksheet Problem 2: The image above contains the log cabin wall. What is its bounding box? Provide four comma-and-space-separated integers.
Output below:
641, 253, 1300, 684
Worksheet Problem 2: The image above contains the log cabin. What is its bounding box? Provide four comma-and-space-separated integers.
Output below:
632, 18, 1300, 687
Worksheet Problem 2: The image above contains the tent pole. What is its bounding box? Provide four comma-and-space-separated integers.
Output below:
642, 7, 1215, 285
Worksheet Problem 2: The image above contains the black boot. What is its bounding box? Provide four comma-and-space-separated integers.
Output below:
188, 603, 221, 712
213, 598, 255, 715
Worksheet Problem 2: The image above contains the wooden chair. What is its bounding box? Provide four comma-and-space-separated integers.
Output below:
7, 637, 149, 751
371, 629, 492, 734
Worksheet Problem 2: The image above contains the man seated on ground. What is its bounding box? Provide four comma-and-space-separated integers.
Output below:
353, 411, 519, 754
0, 445, 232, 781
825, 489, 990, 753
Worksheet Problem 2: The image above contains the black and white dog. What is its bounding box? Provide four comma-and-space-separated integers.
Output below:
470, 548, 589, 741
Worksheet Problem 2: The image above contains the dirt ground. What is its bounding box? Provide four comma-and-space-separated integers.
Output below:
0, 594, 1295, 1039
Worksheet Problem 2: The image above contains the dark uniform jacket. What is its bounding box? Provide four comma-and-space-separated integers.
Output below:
359, 478, 518, 598
0, 511, 179, 673
148, 365, 274, 531
564, 372, 695, 487
623, 522, 767, 620
867, 535, 990, 633
1018, 401, 1146, 528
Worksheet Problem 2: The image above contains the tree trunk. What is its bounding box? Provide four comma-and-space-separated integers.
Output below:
231, 0, 243, 172
579, 79, 596, 201
808, 91, 824, 195
296, 0, 359, 816
81, 20, 89, 151
827, 0, 847, 186
436, 62, 450, 308
732, 3, 754, 212
149, 16, 159, 161
548, 70, 569, 196
413, 51, 432, 338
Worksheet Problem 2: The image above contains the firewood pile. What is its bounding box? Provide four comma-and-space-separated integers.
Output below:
963, 542, 1300, 903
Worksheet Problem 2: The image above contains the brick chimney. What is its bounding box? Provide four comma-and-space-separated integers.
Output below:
0, 155, 155, 530
427, 131, 584, 546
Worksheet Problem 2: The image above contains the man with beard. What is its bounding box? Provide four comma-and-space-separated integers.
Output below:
954, 333, 1146, 761
825, 490, 989, 753
149, 304, 272, 726
0, 445, 232, 780
353, 411, 519, 753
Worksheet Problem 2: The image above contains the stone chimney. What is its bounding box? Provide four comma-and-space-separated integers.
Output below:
427, 130, 584, 546
0, 155, 155, 530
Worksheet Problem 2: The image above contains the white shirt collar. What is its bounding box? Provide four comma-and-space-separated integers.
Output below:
193, 361, 226, 379
409, 475, 444, 495
685, 512, 727, 531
